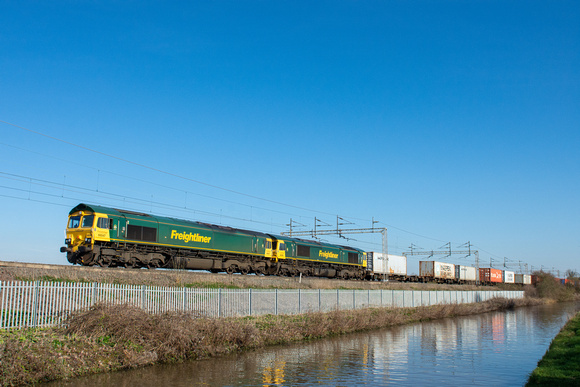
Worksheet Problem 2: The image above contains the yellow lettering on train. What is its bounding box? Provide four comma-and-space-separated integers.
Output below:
319, 250, 338, 259
170, 229, 212, 244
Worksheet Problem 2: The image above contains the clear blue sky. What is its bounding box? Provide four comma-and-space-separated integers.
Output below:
1, 1, 578, 275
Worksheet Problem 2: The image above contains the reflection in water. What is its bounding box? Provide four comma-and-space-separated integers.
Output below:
51, 302, 579, 387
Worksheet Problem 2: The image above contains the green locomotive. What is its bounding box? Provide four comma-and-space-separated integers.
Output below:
60, 203, 368, 279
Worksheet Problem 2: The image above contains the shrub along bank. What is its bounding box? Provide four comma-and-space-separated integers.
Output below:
0, 297, 543, 386
526, 311, 580, 386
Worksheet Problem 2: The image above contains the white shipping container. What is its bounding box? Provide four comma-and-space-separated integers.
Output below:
515, 274, 532, 285
455, 265, 477, 282
503, 270, 515, 284
420, 261, 455, 280
367, 252, 407, 276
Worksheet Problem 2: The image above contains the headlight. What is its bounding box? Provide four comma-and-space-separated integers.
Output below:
85, 238, 92, 243
65, 238, 71, 245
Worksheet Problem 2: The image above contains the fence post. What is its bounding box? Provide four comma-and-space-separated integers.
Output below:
298, 289, 301, 314
337, 289, 340, 310
89, 282, 95, 306
182, 287, 186, 312
32, 281, 40, 327
353, 289, 356, 310
218, 288, 222, 318
249, 289, 252, 316
275, 289, 278, 315
141, 285, 146, 310
318, 289, 321, 312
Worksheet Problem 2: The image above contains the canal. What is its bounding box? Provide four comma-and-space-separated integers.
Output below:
51, 301, 580, 386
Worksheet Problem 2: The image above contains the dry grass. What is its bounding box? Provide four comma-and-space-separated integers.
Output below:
0, 297, 543, 386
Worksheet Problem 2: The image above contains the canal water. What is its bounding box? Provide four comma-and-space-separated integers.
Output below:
52, 302, 579, 386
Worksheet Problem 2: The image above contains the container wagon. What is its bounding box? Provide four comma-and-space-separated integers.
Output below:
514, 274, 532, 285
366, 252, 407, 280
419, 261, 455, 283
455, 265, 477, 284
479, 268, 502, 285
503, 270, 515, 284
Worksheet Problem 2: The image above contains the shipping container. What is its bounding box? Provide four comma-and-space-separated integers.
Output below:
366, 252, 407, 277
455, 265, 477, 282
514, 274, 532, 285
479, 268, 503, 284
503, 270, 515, 284
419, 261, 455, 280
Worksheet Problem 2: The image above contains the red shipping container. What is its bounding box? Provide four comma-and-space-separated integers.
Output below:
479, 268, 503, 283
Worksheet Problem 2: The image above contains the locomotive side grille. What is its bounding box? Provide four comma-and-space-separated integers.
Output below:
127, 225, 157, 242
297, 244, 310, 257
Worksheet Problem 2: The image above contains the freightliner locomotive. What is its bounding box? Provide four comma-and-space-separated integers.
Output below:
60, 204, 369, 279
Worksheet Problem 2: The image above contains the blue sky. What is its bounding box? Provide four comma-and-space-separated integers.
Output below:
1, 1, 578, 275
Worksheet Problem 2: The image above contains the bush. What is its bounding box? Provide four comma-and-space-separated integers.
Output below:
534, 272, 575, 301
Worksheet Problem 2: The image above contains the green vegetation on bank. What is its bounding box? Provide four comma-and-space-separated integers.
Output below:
526, 311, 580, 386
0, 297, 542, 386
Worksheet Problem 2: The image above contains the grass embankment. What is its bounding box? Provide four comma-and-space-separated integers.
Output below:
0, 297, 543, 386
526, 311, 580, 386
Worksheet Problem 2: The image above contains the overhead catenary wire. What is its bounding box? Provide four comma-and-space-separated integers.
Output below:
1, 120, 450, 242
0, 120, 555, 272
1, 120, 354, 218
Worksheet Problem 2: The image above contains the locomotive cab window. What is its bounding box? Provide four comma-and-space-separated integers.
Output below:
266, 240, 272, 249
81, 215, 95, 228
68, 216, 80, 229
278, 242, 286, 251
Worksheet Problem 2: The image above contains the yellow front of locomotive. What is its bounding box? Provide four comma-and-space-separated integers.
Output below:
60, 209, 100, 265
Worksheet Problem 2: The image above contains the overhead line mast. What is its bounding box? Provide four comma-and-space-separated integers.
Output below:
281, 216, 389, 269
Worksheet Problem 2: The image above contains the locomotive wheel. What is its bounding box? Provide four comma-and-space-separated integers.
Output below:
240, 267, 249, 275
147, 259, 161, 269
226, 265, 238, 275
98, 256, 113, 267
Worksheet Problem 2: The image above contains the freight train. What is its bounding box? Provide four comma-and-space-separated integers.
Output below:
59, 204, 542, 285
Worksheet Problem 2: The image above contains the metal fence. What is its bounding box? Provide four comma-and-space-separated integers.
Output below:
0, 281, 524, 329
